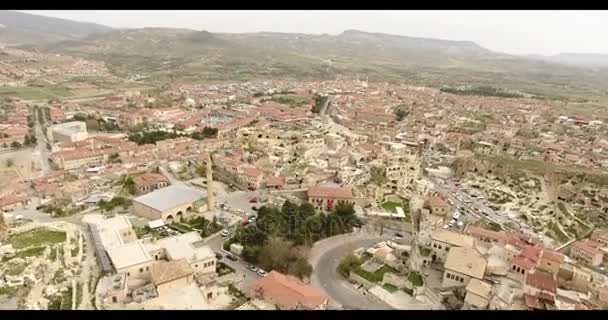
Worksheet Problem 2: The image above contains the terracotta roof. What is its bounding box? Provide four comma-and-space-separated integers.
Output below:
307, 185, 353, 199
525, 271, 557, 293
0, 194, 27, 207
541, 250, 564, 264
428, 195, 448, 208
525, 294, 540, 309
149, 259, 194, 286
512, 256, 536, 271
266, 176, 285, 187
573, 240, 603, 256
133, 173, 169, 188
520, 245, 542, 263
466, 226, 508, 243
242, 167, 263, 178
249, 271, 327, 310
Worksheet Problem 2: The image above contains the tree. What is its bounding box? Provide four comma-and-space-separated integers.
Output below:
196, 165, 206, 177
10, 141, 21, 149
337, 254, 362, 278
395, 108, 409, 121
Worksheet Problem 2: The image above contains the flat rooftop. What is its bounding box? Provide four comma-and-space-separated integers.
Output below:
106, 240, 153, 270
133, 185, 206, 212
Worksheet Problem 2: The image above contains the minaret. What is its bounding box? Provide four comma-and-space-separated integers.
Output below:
206, 154, 214, 211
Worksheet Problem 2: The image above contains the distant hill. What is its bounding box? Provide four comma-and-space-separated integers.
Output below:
532, 53, 608, 68
0, 11, 111, 46
41, 27, 608, 98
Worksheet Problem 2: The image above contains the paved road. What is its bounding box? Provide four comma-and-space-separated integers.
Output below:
204, 233, 262, 291
30, 105, 51, 175
309, 232, 394, 310
431, 176, 536, 237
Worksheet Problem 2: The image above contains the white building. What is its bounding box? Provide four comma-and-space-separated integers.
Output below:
50, 121, 88, 143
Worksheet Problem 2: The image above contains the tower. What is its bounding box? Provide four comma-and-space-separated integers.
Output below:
206, 154, 214, 211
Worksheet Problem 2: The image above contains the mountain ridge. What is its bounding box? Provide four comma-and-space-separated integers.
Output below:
0, 10, 112, 46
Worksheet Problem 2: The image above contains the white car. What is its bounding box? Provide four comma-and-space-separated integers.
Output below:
220, 230, 229, 237
257, 269, 268, 277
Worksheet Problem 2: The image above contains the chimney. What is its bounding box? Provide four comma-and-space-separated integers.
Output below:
206, 153, 214, 210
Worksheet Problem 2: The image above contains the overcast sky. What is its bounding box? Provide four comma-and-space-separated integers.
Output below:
20, 10, 608, 56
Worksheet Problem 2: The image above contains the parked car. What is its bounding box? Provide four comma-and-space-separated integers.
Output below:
226, 254, 238, 261
247, 264, 258, 272
249, 197, 258, 203
257, 269, 267, 277
221, 230, 229, 237
215, 252, 223, 260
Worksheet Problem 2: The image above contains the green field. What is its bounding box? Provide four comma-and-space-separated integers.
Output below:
0, 86, 71, 100
9, 229, 67, 249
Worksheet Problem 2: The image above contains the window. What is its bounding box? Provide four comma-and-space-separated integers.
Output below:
139, 268, 144, 273
460, 277, 464, 283
146, 267, 149, 271
195, 264, 198, 268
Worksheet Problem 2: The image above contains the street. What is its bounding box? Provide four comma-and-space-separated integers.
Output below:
309, 232, 394, 310
203, 232, 262, 291
431, 176, 536, 237
33, 105, 51, 175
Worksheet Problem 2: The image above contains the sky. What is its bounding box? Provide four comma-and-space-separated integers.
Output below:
20, 10, 608, 56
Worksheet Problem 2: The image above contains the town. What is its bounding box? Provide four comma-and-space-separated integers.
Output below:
1, 10, 608, 311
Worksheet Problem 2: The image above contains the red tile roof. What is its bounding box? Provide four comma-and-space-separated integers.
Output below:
526, 271, 557, 293
133, 173, 169, 188
307, 185, 353, 199
541, 250, 564, 264
266, 176, 285, 187
512, 255, 536, 271
572, 240, 603, 257
520, 245, 542, 263
0, 194, 27, 207
428, 195, 448, 208
249, 271, 327, 310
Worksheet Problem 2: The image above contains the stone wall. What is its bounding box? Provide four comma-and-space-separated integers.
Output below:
349, 270, 376, 289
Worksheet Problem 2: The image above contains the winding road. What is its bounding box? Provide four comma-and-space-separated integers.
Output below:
309, 232, 393, 310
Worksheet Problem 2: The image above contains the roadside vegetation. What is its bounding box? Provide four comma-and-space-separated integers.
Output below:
224, 201, 361, 280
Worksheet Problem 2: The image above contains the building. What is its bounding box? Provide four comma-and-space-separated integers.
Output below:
51, 149, 105, 170
249, 271, 328, 310
524, 271, 557, 308
50, 121, 88, 143
537, 250, 564, 278
307, 185, 354, 212
429, 229, 475, 262
149, 259, 195, 297
241, 167, 263, 190
570, 240, 604, 267
265, 176, 285, 190
106, 240, 155, 279
442, 246, 487, 287
0, 194, 28, 212
426, 195, 449, 216
464, 278, 495, 309
143, 232, 217, 277
133, 173, 170, 194
132, 185, 206, 223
